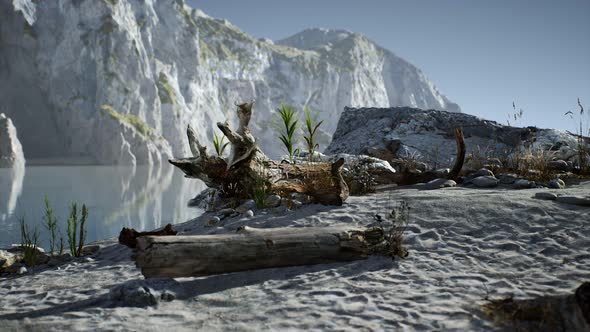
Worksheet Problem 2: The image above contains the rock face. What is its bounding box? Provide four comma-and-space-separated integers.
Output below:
326, 107, 584, 169
0, 0, 459, 164
0, 114, 25, 168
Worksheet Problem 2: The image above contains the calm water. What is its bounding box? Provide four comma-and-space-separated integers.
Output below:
0, 164, 206, 250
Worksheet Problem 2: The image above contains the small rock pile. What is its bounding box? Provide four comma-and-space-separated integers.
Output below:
0, 244, 100, 276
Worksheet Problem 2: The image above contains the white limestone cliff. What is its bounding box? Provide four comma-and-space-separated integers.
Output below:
0, 113, 25, 168
0, 0, 459, 164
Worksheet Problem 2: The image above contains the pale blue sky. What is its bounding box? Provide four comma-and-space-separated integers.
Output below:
188, 0, 590, 133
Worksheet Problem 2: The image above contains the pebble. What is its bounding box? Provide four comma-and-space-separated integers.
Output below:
534, 192, 558, 200
425, 178, 456, 189
471, 176, 499, 188
244, 210, 254, 218
17, 266, 27, 275
555, 195, 590, 207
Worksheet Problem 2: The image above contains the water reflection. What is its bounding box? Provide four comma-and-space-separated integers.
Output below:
0, 164, 25, 222
0, 164, 205, 250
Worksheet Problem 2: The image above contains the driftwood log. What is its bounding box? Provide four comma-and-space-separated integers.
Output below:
118, 223, 177, 248
135, 226, 390, 278
169, 100, 348, 205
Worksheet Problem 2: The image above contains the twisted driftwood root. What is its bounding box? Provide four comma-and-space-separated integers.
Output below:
169, 101, 349, 205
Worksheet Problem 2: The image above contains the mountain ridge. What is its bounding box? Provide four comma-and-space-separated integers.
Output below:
0, 0, 460, 164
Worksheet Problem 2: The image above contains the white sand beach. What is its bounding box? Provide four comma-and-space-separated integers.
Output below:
1, 182, 589, 331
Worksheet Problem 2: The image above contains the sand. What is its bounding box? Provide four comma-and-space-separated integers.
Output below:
1, 181, 589, 331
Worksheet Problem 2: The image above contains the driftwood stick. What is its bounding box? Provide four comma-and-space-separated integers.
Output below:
449, 128, 466, 180
118, 223, 177, 248
135, 226, 387, 278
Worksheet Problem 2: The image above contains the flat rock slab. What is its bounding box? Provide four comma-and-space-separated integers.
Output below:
534, 192, 558, 201
555, 196, 590, 207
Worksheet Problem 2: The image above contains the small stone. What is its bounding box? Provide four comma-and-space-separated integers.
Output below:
513, 179, 535, 189
83, 257, 95, 263
244, 210, 254, 218
426, 178, 456, 189
471, 176, 499, 188
17, 266, 27, 275
547, 160, 569, 171
497, 173, 518, 184
0, 250, 17, 270
265, 194, 282, 208
555, 195, 590, 207
475, 168, 494, 177
236, 200, 256, 214
110, 284, 159, 307
81, 244, 100, 256
548, 178, 565, 189
534, 192, 558, 200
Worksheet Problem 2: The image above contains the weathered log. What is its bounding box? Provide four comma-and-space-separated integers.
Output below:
135, 226, 388, 278
118, 223, 177, 248
169, 100, 349, 205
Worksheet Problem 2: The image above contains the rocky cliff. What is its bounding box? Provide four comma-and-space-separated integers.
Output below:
326, 106, 583, 169
0, 0, 459, 165
0, 113, 25, 168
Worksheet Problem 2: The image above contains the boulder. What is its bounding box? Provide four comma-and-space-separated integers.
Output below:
548, 178, 565, 189
513, 179, 536, 189
0, 114, 25, 168
326, 107, 586, 168
555, 196, 590, 207
471, 176, 499, 188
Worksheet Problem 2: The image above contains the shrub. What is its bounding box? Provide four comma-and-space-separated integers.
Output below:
374, 198, 410, 259
253, 174, 270, 209
67, 202, 89, 257
19, 217, 40, 267
213, 131, 229, 157
274, 103, 299, 162
342, 159, 376, 195
43, 196, 58, 256
302, 107, 324, 161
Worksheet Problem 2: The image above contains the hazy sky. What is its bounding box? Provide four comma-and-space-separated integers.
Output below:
188, 0, 590, 133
